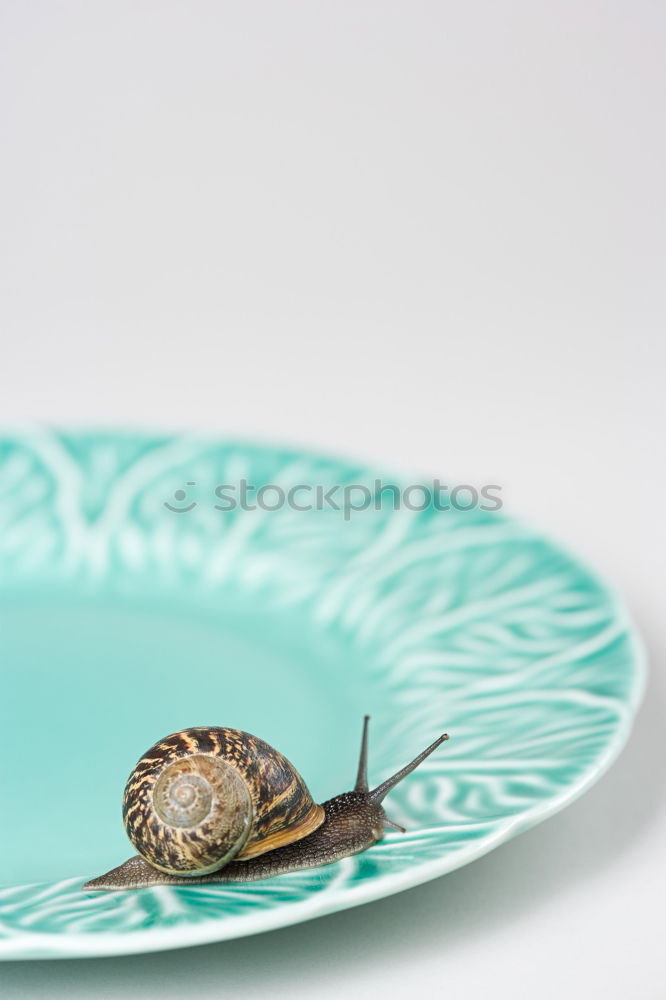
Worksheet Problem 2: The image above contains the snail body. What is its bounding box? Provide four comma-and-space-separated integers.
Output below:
84, 718, 448, 892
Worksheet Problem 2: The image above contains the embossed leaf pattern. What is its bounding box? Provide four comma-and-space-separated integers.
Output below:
0, 433, 644, 958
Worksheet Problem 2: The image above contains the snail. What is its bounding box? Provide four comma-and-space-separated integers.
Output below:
83, 716, 448, 891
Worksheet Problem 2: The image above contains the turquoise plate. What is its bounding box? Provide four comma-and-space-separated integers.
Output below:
0, 431, 645, 959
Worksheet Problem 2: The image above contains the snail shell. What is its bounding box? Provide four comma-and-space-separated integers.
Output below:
123, 727, 325, 876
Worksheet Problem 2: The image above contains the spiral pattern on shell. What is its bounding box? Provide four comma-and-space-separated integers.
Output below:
122, 727, 325, 876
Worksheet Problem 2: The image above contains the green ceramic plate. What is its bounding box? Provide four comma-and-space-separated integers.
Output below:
0, 431, 645, 960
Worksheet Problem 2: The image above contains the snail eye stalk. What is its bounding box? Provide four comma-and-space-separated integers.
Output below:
369, 733, 449, 805
354, 715, 371, 792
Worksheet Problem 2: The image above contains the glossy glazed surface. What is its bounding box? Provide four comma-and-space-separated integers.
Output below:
0, 431, 645, 958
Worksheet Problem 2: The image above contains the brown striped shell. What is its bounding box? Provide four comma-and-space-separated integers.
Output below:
122, 727, 325, 877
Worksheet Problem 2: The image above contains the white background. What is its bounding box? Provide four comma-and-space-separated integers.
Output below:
1, 2, 664, 996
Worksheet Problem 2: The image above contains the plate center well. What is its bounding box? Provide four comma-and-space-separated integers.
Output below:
0, 588, 368, 885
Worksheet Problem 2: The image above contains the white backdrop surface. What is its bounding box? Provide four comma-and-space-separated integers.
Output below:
1, 3, 664, 997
